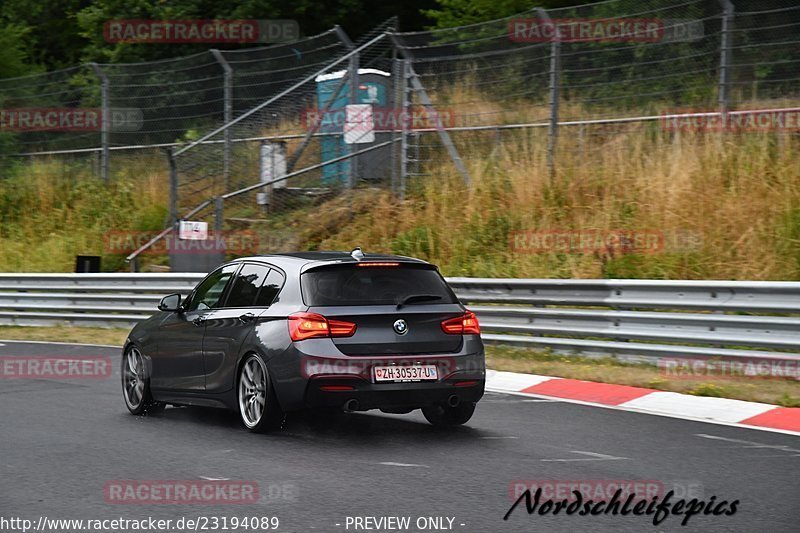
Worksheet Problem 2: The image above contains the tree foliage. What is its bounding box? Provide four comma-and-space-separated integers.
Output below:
0, 24, 40, 79
424, 0, 589, 29
0, 0, 440, 71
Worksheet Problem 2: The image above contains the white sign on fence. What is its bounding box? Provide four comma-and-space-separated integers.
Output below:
344, 104, 375, 144
178, 221, 208, 240
260, 141, 287, 189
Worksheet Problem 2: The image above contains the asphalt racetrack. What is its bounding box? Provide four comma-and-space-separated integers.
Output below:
1, 341, 798, 532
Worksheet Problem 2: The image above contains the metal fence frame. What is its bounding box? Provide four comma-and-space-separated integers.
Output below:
1, 274, 798, 363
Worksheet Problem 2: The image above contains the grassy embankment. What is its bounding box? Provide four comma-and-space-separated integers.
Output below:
1, 95, 798, 278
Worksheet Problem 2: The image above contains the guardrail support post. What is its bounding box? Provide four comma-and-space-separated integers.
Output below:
89, 63, 110, 181
210, 50, 233, 192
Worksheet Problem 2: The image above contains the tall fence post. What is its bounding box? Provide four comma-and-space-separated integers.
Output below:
399, 59, 411, 200
167, 148, 178, 226
335, 26, 358, 189
214, 197, 224, 233
89, 63, 110, 181
391, 36, 472, 187
718, 0, 735, 116
210, 50, 233, 192
390, 51, 400, 195
536, 8, 560, 179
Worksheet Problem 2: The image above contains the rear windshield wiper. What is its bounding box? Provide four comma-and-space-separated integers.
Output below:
397, 294, 443, 309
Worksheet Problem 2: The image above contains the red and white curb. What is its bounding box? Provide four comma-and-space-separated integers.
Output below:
486, 370, 800, 437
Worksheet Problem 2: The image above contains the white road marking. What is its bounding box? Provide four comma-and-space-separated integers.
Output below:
199, 476, 230, 481
522, 399, 556, 403
695, 434, 800, 454
541, 450, 628, 462
378, 462, 429, 468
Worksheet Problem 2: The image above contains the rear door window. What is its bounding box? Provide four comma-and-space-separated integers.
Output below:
255, 268, 285, 306
301, 264, 457, 306
224, 264, 272, 308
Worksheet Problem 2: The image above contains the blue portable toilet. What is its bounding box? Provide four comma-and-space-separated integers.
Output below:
314, 68, 392, 185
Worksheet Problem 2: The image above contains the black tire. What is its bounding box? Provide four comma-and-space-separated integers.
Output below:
422, 402, 476, 426
121, 345, 164, 415
237, 353, 284, 432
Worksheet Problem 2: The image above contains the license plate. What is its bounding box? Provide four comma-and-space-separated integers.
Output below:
373, 365, 438, 383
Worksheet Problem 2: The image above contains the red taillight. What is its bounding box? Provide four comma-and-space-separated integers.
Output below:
288, 312, 329, 340
328, 319, 357, 337
441, 315, 464, 334
288, 312, 357, 341
441, 311, 481, 335
462, 311, 480, 334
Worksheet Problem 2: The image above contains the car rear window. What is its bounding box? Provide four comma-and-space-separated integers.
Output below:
301, 264, 458, 306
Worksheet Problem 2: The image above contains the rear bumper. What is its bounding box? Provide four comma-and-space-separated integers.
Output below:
305, 377, 485, 410
269, 335, 485, 412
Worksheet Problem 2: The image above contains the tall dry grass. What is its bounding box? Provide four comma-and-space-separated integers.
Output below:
0, 153, 168, 271
303, 123, 800, 279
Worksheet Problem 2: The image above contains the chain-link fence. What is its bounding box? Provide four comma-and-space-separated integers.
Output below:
390, 0, 800, 177
1, 0, 798, 270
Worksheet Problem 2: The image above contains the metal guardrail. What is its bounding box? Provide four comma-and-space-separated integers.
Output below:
0, 274, 202, 328
1, 274, 799, 362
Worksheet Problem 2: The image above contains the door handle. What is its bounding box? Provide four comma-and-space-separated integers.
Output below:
192, 316, 206, 327
238, 313, 256, 323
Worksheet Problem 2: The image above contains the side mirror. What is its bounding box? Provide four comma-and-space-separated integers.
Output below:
158, 293, 183, 313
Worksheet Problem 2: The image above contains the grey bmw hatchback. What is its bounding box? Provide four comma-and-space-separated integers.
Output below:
122, 249, 485, 432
